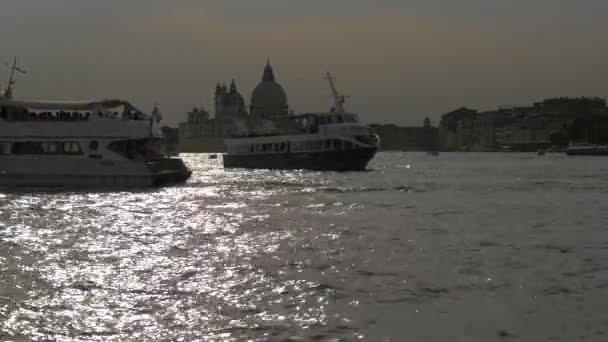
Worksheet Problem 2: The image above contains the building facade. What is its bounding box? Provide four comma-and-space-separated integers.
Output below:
370, 118, 438, 151
438, 97, 608, 151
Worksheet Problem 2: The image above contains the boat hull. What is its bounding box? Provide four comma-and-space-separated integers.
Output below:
224, 147, 377, 171
566, 146, 608, 156
0, 158, 191, 189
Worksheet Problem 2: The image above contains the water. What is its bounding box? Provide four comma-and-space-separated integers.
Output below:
1, 152, 608, 341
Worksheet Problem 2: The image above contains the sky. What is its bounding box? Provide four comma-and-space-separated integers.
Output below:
1, 0, 607, 127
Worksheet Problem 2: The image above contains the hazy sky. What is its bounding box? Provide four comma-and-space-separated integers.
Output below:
1, 0, 607, 126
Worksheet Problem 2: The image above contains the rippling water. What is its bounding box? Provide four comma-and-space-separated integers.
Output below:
1, 152, 608, 341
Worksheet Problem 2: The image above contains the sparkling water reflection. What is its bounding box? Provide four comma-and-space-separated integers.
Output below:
1, 152, 608, 341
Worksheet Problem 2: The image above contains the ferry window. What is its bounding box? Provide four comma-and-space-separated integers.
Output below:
250, 145, 254, 153
327, 116, 334, 124
12, 142, 44, 154
344, 114, 357, 123
41, 142, 58, 154
325, 140, 331, 149
315, 141, 323, 150
306, 141, 313, 151
0, 143, 10, 155
334, 141, 341, 150
344, 141, 353, 150
89, 141, 99, 151
63, 142, 82, 154
108, 141, 129, 157
280, 143, 286, 151
335, 115, 344, 123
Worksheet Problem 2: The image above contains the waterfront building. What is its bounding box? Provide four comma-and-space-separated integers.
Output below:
370, 118, 438, 151
438, 107, 477, 151
534, 97, 607, 116
438, 97, 608, 151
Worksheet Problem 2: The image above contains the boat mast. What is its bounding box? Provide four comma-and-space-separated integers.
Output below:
3, 57, 26, 99
324, 72, 347, 114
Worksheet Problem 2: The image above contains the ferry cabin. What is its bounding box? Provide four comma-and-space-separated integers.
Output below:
0, 99, 164, 161
228, 112, 378, 152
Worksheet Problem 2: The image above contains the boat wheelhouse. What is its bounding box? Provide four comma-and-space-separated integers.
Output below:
224, 73, 379, 171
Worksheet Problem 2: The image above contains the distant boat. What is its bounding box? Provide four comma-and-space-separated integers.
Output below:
209, 154, 218, 159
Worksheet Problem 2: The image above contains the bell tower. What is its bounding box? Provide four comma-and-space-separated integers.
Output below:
214, 81, 226, 118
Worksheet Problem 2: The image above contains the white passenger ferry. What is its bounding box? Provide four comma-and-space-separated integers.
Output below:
0, 59, 191, 189
224, 73, 379, 171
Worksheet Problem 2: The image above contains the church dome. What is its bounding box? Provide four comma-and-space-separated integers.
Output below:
250, 61, 288, 118
251, 82, 287, 108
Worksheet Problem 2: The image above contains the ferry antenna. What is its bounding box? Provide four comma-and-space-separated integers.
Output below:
324, 72, 348, 114
2, 57, 27, 99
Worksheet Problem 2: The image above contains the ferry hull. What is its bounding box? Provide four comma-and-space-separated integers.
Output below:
224, 147, 377, 171
566, 146, 608, 156
0, 158, 191, 189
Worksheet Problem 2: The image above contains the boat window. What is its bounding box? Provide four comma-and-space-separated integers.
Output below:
0, 143, 10, 155
327, 116, 335, 124
355, 134, 376, 146
41, 142, 58, 154
332, 139, 342, 150
344, 141, 353, 150
343, 114, 358, 123
11, 141, 83, 155
325, 140, 332, 149
13, 142, 42, 154
63, 142, 82, 154
335, 115, 344, 123
89, 140, 99, 151
108, 140, 161, 160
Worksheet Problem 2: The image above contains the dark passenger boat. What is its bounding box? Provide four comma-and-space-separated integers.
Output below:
223, 73, 379, 171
